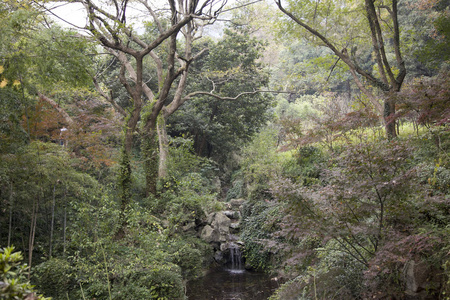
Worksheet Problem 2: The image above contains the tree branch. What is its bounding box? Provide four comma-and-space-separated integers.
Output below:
37, 93, 75, 127
275, 0, 390, 92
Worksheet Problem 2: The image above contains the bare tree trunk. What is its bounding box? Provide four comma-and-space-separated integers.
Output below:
49, 184, 56, 258
63, 186, 67, 255
8, 182, 13, 247
157, 116, 169, 179
28, 196, 38, 279
384, 96, 397, 139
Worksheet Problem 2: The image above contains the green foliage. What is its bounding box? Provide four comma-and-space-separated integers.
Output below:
271, 41, 348, 94
117, 147, 132, 211
412, 0, 450, 70
33, 258, 75, 299
110, 266, 184, 300
240, 125, 287, 200
164, 137, 218, 186
0, 246, 49, 300
241, 201, 284, 271
168, 27, 273, 163
268, 276, 308, 300
225, 179, 244, 202
0, 86, 29, 154
165, 236, 212, 280
150, 136, 223, 229
282, 146, 325, 186
0, 141, 102, 255
141, 133, 159, 196
0, 1, 94, 93
33, 181, 212, 300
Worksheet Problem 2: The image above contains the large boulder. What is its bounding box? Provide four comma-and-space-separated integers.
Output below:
212, 212, 231, 234
201, 212, 231, 243
200, 225, 219, 243
404, 260, 441, 299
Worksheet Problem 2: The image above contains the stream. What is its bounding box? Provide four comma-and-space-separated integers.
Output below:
185, 267, 280, 300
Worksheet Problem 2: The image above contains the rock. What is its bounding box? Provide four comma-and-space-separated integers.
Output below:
206, 212, 216, 225
212, 176, 221, 194
201, 212, 231, 243
405, 260, 426, 293
230, 221, 240, 230
404, 260, 440, 299
229, 198, 245, 208
223, 210, 240, 219
200, 225, 219, 243
220, 242, 230, 252
212, 212, 231, 237
214, 250, 225, 264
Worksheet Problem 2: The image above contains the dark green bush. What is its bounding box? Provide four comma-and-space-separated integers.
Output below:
111, 265, 184, 300
33, 258, 76, 299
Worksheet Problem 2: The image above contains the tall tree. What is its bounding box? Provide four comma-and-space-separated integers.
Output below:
275, 0, 407, 138
50, 0, 228, 201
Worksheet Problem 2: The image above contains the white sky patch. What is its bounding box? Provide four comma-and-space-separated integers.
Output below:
45, 2, 88, 30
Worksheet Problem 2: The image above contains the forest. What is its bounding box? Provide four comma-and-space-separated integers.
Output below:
0, 0, 449, 299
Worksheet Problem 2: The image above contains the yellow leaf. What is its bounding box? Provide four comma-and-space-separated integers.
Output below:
0, 80, 8, 88
13, 80, 20, 86
0, 66, 4, 73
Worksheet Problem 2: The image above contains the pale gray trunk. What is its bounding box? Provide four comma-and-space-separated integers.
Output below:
28, 197, 38, 279
157, 117, 169, 179
49, 184, 56, 258
63, 186, 67, 255
8, 182, 13, 247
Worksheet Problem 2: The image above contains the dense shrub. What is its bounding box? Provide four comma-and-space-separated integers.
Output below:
110, 265, 184, 300
33, 258, 76, 299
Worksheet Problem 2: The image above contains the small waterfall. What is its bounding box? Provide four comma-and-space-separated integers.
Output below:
228, 243, 244, 272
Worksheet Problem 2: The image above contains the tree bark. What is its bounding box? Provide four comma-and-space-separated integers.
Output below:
8, 182, 13, 247
82, 0, 225, 198
142, 129, 159, 197
28, 196, 38, 279
49, 183, 56, 258
116, 148, 132, 238
384, 95, 397, 139
63, 185, 67, 255
157, 116, 169, 179
37, 93, 75, 127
